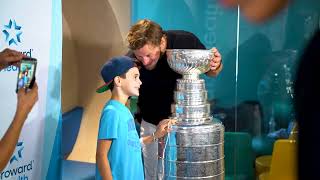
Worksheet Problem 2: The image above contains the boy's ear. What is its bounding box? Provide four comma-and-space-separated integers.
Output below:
113, 76, 121, 87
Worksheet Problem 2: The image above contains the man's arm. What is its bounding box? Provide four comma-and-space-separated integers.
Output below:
96, 139, 113, 180
0, 83, 38, 171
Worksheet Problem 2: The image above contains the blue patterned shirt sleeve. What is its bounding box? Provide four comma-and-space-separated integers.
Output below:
98, 108, 120, 140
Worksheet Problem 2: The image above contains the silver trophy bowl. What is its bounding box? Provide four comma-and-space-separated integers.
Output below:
166, 49, 213, 79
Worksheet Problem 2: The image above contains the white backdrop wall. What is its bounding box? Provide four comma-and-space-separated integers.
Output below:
0, 0, 62, 179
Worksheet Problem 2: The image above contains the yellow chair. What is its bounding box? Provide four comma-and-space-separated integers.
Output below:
255, 122, 298, 177
259, 139, 297, 180
255, 155, 272, 177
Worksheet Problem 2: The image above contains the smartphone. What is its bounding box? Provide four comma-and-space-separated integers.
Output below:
16, 57, 37, 93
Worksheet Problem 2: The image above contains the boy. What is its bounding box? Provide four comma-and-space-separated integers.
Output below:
95, 56, 173, 180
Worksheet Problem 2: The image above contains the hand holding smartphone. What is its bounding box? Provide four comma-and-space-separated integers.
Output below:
16, 57, 37, 93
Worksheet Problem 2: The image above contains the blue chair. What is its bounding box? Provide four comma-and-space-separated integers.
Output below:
61, 107, 95, 179
62, 106, 84, 158
62, 160, 95, 180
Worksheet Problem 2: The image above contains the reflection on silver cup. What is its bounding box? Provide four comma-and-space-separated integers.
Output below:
176, 79, 206, 91
171, 103, 211, 119
174, 90, 208, 105
158, 49, 225, 179
166, 49, 213, 79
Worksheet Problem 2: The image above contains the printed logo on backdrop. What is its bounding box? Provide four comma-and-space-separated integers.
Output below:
2, 19, 22, 46
1, 19, 34, 73
0, 141, 35, 180
9, 142, 24, 164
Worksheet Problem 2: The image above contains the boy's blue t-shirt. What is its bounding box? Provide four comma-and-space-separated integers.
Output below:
96, 100, 144, 180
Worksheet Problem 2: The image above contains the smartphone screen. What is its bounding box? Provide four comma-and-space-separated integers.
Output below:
16, 57, 37, 92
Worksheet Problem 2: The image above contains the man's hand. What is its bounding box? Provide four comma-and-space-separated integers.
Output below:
0, 48, 25, 70
206, 47, 223, 77
16, 83, 39, 120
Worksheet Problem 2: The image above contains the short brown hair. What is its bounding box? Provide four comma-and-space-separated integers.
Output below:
126, 19, 164, 50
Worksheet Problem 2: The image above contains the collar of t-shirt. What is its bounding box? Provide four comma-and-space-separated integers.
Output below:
108, 99, 129, 113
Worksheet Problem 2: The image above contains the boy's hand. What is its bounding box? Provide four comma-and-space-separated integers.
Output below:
155, 119, 177, 139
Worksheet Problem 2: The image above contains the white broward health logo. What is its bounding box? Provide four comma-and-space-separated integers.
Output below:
0, 142, 35, 180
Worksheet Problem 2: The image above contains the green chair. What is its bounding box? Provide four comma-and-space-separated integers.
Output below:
129, 97, 140, 135
225, 132, 255, 180
129, 96, 138, 114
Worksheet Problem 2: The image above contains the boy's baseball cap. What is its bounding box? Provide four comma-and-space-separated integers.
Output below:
96, 56, 135, 93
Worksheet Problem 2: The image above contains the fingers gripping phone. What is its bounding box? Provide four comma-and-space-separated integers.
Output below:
16, 57, 37, 93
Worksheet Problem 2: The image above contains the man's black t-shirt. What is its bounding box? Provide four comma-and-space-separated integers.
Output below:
128, 30, 206, 125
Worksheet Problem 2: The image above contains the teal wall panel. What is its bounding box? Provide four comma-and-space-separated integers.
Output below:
132, 0, 320, 178
132, 0, 319, 143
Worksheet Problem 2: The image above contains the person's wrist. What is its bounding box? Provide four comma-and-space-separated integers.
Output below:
14, 107, 29, 122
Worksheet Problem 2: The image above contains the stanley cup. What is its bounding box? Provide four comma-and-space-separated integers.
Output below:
158, 49, 225, 180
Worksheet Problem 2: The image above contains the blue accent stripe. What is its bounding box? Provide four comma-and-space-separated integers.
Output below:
47, 114, 62, 180
41, 0, 62, 179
